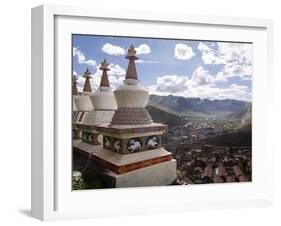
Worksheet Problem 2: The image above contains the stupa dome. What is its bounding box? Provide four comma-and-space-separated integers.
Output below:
91, 88, 117, 110
75, 95, 94, 112
114, 83, 149, 108
73, 95, 78, 111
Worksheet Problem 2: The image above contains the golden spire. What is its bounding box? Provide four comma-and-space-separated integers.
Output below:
125, 44, 139, 80
82, 68, 92, 93
72, 75, 78, 95
99, 59, 110, 87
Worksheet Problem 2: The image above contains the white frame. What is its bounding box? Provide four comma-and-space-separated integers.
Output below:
31, 4, 274, 221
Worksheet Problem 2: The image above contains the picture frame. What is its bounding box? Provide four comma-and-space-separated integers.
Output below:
31, 4, 274, 221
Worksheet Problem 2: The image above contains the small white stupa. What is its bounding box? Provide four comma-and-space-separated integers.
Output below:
72, 75, 79, 113
74, 60, 117, 148
83, 59, 117, 125
72, 75, 80, 140
74, 68, 94, 124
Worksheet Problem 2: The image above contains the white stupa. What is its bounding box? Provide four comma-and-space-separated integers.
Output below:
72, 75, 81, 139
93, 45, 177, 188
83, 59, 117, 125
72, 75, 78, 113
110, 44, 152, 125
74, 68, 94, 124
73, 60, 117, 148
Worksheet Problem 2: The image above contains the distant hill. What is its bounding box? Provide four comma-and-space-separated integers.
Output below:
146, 103, 185, 127
149, 94, 249, 117
228, 102, 252, 123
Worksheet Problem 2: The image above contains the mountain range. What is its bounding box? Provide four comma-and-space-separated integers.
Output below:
149, 94, 251, 117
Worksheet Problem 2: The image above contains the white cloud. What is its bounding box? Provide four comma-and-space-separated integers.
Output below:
198, 42, 253, 82
101, 43, 151, 56
91, 63, 126, 90
73, 47, 96, 67
153, 75, 190, 93
174, 43, 195, 60
197, 42, 225, 64
217, 42, 252, 65
135, 59, 160, 64
148, 66, 251, 101
197, 42, 252, 65
109, 64, 126, 77
135, 44, 151, 55
101, 43, 125, 56
215, 63, 252, 82
150, 66, 215, 95
191, 66, 215, 86
73, 72, 84, 92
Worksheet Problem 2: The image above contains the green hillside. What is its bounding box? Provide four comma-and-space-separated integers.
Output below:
146, 103, 185, 127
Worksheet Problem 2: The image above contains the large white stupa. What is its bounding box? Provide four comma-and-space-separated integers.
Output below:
94, 45, 177, 188
110, 45, 152, 125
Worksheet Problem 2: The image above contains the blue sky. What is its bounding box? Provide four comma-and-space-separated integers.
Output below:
72, 34, 252, 101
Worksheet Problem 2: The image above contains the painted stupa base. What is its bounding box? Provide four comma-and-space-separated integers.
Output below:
102, 159, 177, 188
75, 124, 102, 146
73, 139, 103, 159
97, 123, 167, 154
110, 108, 152, 125
93, 123, 177, 187
91, 147, 173, 174
72, 126, 81, 140
74, 110, 115, 144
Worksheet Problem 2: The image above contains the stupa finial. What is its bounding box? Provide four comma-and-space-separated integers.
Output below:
125, 44, 139, 80
99, 59, 110, 71
72, 75, 78, 95
82, 68, 92, 93
99, 59, 110, 87
83, 68, 92, 78
126, 44, 139, 60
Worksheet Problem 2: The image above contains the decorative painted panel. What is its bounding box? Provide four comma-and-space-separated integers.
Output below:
146, 135, 160, 150
127, 138, 142, 153
103, 136, 111, 150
